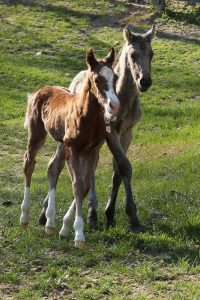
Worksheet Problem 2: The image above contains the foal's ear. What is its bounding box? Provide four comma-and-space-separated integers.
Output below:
103, 47, 115, 66
144, 24, 156, 42
123, 25, 132, 43
86, 48, 98, 70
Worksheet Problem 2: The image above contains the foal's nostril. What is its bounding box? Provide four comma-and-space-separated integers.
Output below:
109, 100, 119, 114
140, 78, 146, 86
140, 77, 152, 88
109, 101, 115, 110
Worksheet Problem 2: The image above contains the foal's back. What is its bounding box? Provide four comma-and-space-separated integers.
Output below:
29, 85, 106, 152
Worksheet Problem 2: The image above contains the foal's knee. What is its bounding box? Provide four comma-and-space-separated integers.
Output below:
118, 158, 132, 180
23, 152, 36, 176
73, 180, 85, 199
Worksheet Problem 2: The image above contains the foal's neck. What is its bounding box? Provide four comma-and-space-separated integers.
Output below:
78, 72, 97, 107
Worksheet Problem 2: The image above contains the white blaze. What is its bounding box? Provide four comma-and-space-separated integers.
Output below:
99, 66, 119, 116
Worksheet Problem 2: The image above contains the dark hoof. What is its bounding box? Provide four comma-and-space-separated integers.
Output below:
87, 210, 98, 228
38, 212, 47, 226
130, 226, 141, 234
106, 219, 116, 228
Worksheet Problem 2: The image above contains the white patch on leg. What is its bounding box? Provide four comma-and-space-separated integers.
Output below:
45, 188, 56, 229
20, 187, 30, 226
59, 200, 75, 237
74, 216, 85, 242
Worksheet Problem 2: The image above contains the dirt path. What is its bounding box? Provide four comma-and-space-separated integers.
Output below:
92, 1, 200, 42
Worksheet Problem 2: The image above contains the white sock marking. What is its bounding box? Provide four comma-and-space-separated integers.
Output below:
59, 200, 75, 237
20, 187, 30, 225
74, 216, 85, 242
45, 188, 56, 229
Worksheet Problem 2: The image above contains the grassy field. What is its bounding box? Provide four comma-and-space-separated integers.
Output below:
0, 1, 200, 299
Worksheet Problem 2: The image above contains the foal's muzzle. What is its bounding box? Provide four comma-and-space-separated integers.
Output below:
139, 76, 152, 92
104, 97, 120, 124
108, 99, 119, 115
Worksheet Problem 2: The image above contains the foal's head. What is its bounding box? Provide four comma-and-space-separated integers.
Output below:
86, 48, 120, 122
123, 25, 156, 92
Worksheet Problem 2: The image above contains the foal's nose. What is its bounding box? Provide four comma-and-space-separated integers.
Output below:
109, 100, 119, 115
140, 77, 152, 89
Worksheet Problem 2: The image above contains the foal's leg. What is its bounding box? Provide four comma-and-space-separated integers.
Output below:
66, 149, 85, 247
59, 199, 75, 238
39, 142, 65, 226
87, 154, 99, 227
105, 129, 140, 233
105, 159, 121, 227
59, 149, 78, 239
44, 143, 66, 235
20, 123, 46, 228
105, 132, 131, 227
59, 158, 87, 240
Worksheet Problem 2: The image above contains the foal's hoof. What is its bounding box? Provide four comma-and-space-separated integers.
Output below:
130, 226, 141, 234
45, 226, 55, 235
87, 211, 98, 228
106, 219, 116, 228
75, 240, 85, 248
59, 231, 69, 240
20, 222, 29, 229
59, 234, 66, 240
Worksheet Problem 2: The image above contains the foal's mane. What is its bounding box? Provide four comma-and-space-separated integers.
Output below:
78, 70, 91, 100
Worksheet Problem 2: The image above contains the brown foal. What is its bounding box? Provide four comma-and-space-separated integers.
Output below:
20, 48, 120, 247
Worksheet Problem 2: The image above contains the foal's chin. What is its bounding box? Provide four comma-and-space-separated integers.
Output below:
104, 112, 117, 125
137, 83, 152, 93
140, 86, 150, 93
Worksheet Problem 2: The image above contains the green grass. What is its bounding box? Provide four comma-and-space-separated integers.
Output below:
0, 1, 200, 299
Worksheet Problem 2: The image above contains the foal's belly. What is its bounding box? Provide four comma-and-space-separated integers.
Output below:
45, 123, 65, 143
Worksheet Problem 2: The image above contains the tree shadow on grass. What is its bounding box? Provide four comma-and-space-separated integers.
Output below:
101, 227, 200, 266
96, 213, 200, 267
156, 30, 200, 46
165, 7, 200, 27
2, 0, 126, 24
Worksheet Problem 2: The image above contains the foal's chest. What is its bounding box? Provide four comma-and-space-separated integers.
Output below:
64, 111, 106, 151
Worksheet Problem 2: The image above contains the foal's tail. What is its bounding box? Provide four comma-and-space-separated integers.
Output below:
24, 92, 37, 129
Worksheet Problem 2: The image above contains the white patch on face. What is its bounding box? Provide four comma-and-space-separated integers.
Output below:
99, 66, 120, 117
